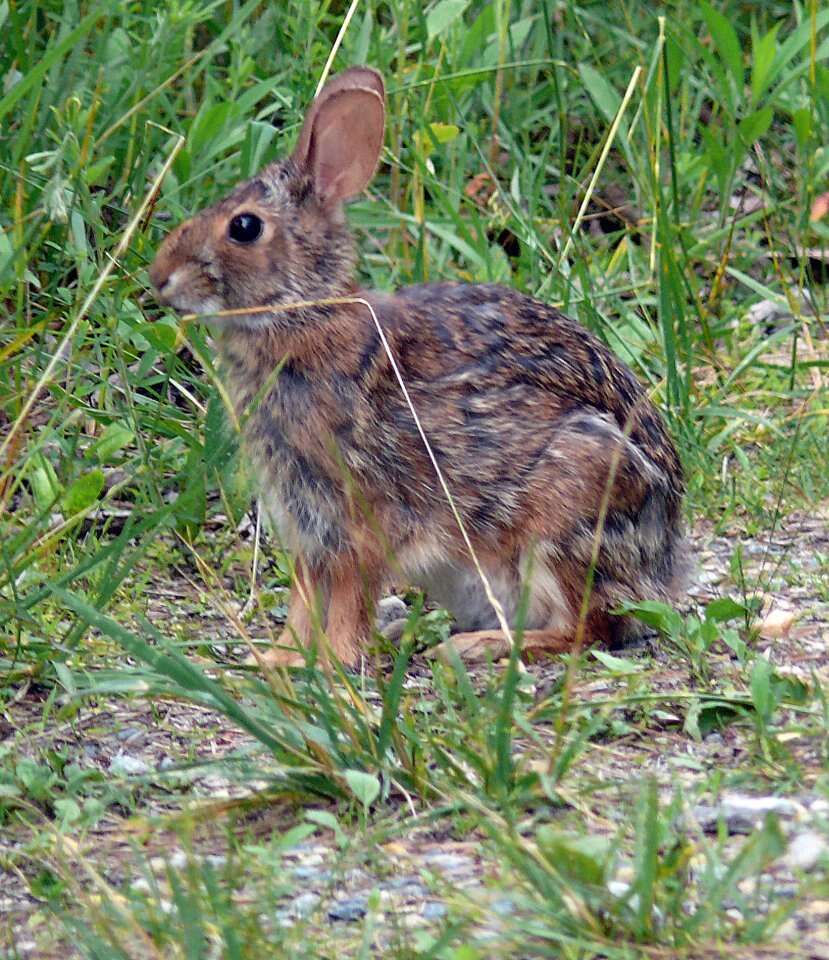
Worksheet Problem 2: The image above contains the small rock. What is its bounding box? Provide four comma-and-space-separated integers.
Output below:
148, 850, 187, 872
328, 895, 368, 922
788, 832, 829, 871
492, 896, 516, 916
421, 852, 474, 874
289, 892, 321, 918
380, 618, 408, 642
376, 596, 408, 629
383, 876, 426, 899
380, 884, 425, 905
115, 726, 144, 743
693, 795, 804, 834
422, 901, 447, 920
109, 753, 151, 776
385, 874, 421, 890
746, 299, 793, 332
608, 880, 633, 901
607, 881, 664, 924
292, 866, 332, 883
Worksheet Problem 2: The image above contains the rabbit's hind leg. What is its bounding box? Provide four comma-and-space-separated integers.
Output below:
427, 626, 580, 664
323, 555, 381, 669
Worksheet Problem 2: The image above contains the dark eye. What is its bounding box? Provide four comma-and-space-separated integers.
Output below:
228, 212, 263, 244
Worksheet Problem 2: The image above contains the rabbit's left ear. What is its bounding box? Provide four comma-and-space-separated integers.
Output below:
291, 67, 385, 206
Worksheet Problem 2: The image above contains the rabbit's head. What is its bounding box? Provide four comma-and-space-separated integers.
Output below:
149, 67, 385, 329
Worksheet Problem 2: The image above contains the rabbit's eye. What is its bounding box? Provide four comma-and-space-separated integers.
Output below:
228, 213, 263, 244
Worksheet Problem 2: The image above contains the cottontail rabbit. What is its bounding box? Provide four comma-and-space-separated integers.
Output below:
149, 66, 687, 668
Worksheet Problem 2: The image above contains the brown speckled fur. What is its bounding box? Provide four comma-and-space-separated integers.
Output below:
149, 67, 687, 668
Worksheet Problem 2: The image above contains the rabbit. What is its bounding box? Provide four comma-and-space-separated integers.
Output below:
149, 66, 688, 669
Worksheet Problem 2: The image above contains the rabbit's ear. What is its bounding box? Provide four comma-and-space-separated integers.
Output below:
292, 67, 385, 205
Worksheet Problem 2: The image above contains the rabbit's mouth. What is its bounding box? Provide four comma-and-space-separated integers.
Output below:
151, 266, 224, 319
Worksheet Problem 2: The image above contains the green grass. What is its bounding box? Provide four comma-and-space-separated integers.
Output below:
2, 1, 829, 957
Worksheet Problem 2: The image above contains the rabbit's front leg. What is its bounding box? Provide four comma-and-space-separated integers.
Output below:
258, 553, 377, 669
323, 554, 379, 668
254, 556, 319, 668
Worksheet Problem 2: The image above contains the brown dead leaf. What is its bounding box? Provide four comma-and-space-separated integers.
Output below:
464, 171, 496, 206
810, 191, 829, 222
755, 607, 797, 639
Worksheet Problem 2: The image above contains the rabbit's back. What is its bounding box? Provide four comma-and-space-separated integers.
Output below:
353, 283, 683, 511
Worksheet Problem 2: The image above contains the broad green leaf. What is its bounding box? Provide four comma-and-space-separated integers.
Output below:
591, 649, 644, 673
683, 700, 745, 741
84, 156, 115, 186
305, 809, 347, 845
352, 5, 372, 64
240, 120, 277, 179
665, 32, 684, 91
188, 101, 235, 155
765, 7, 829, 90
792, 107, 811, 150
0, 228, 13, 283
138, 319, 178, 351
536, 828, 611, 886
578, 63, 620, 123
461, 4, 495, 65
483, 15, 535, 64
30, 455, 62, 511
344, 769, 380, 809
427, 121, 460, 147
62, 469, 105, 514
750, 656, 774, 721
633, 779, 659, 937
54, 797, 82, 827
751, 23, 780, 104
86, 422, 134, 463
701, 2, 743, 92
617, 600, 684, 638
427, 0, 469, 41
704, 596, 748, 623
738, 106, 773, 146
701, 124, 734, 197
70, 210, 89, 261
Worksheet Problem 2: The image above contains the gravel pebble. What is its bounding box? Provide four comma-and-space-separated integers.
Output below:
328, 895, 369, 922
421, 852, 474, 873
115, 726, 145, 743
422, 901, 447, 919
693, 795, 805, 834
788, 832, 829, 871
289, 892, 321, 918
108, 753, 151, 776
376, 596, 408, 629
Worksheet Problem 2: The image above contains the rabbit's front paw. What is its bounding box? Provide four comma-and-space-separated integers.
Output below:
245, 635, 307, 669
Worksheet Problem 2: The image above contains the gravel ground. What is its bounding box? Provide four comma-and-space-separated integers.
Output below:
2, 509, 828, 957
